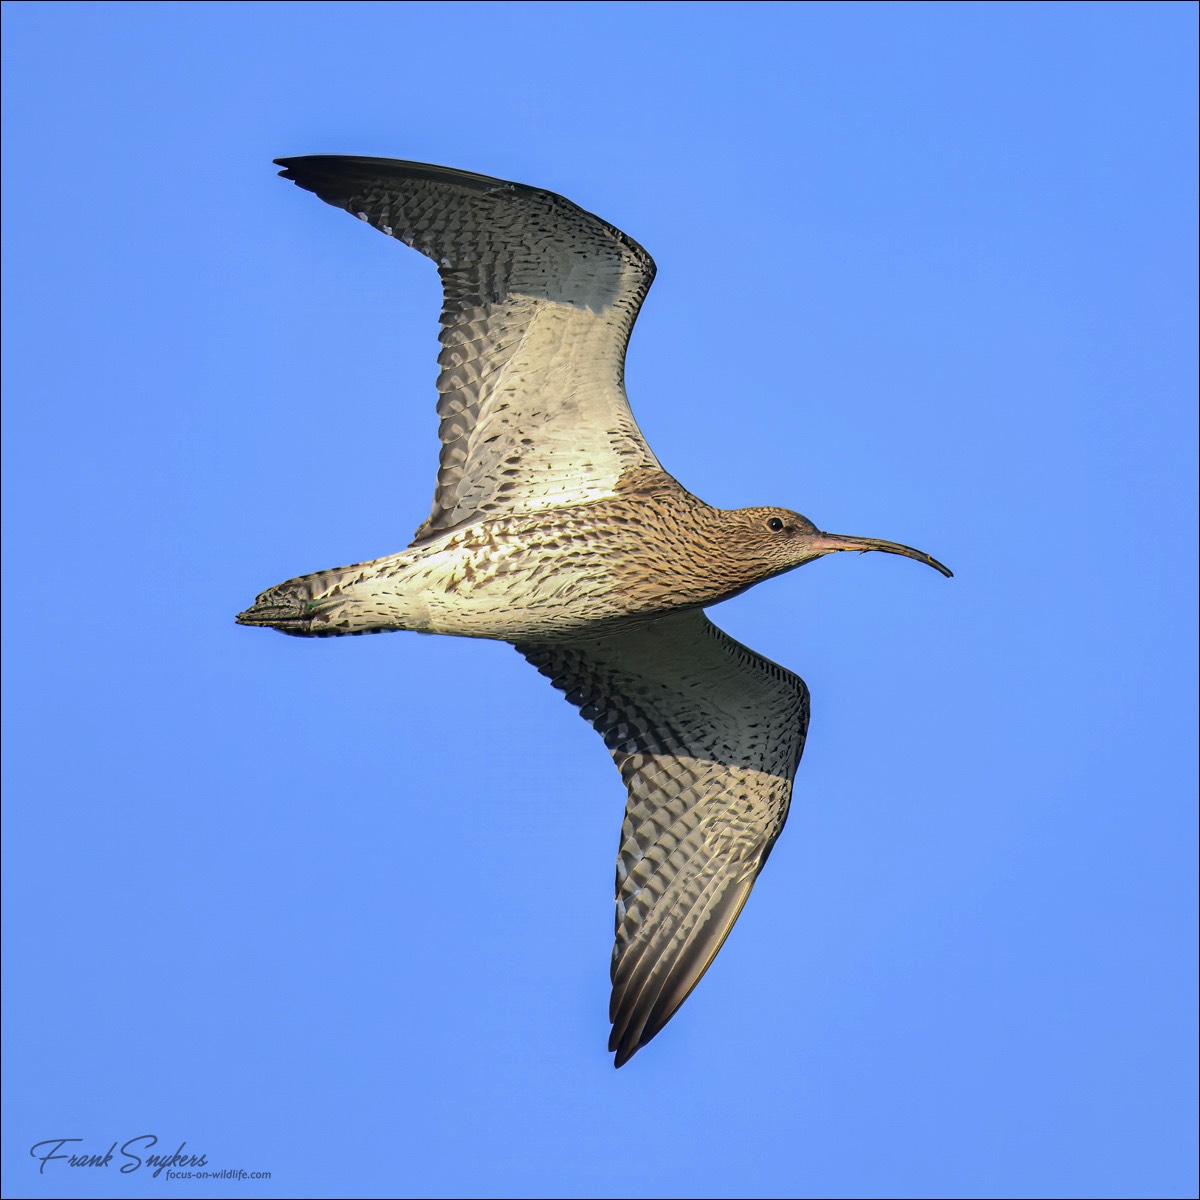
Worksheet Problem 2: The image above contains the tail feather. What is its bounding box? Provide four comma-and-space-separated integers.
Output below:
235, 562, 398, 637
236, 569, 340, 636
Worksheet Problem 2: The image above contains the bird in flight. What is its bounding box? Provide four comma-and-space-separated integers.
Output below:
238, 156, 952, 1067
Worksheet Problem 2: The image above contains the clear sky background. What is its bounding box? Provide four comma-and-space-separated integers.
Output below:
2, 3, 1196, 1198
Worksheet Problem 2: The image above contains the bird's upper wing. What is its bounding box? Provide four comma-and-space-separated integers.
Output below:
275, 156, 662, 542
517, 610, 810, 1066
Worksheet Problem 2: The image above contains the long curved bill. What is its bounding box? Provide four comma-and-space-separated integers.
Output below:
813, 532, 953, 578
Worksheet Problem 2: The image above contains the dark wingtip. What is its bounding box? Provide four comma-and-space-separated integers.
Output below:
272, 155, 355, 195
271, 154, 522, 195
608, 1023, 636, 1067
273, 156, 312, 176
272, 156, 325, 198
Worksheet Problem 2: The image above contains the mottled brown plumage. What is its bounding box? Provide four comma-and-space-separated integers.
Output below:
237, 156, 951, 1066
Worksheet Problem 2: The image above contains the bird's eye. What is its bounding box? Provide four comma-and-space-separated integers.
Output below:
767, 517, 785, 532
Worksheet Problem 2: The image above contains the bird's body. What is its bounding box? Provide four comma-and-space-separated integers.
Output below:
247, 468, 838, 640
238, 155, 951, 1066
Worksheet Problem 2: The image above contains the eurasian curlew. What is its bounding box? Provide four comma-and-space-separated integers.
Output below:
238, 156, 952, 1067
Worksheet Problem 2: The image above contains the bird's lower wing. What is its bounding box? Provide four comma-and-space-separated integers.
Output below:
517, 610, 810, 1066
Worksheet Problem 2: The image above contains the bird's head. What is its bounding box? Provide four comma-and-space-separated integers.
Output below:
725, 506, 953, 584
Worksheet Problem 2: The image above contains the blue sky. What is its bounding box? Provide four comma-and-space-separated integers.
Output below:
2, 2, 1196, 1197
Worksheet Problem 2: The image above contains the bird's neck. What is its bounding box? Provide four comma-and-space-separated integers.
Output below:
607, 469, 767, 611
